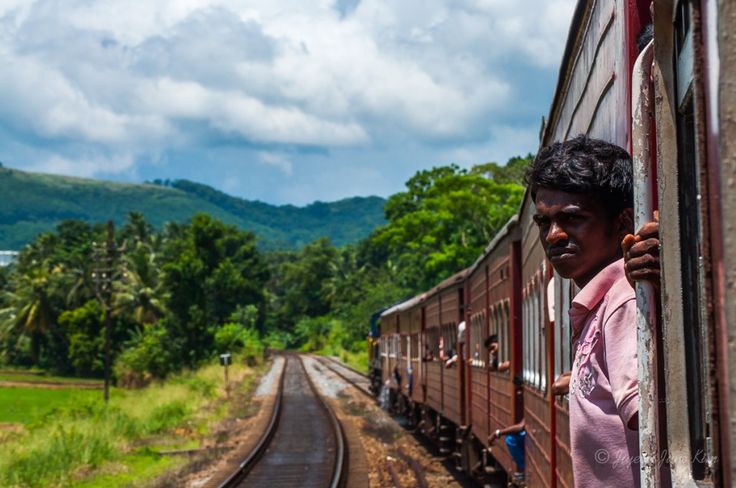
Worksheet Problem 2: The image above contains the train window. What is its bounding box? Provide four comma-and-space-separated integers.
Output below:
539, 276, 547, 392
410, 334, 419, 362
470, 312, 486, 367
674, 0, 715, 478
501, 301, 510, 366
425, 328, 440, 360
441, 324, 457, 357
402, 335, 409, 366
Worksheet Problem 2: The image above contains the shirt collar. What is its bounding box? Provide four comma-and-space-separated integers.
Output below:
570, 258, 626, 313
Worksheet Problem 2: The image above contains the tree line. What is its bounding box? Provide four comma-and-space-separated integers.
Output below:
0, 155, 529, 382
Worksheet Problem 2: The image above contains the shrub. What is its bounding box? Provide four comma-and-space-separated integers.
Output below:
214, 323, 263, 365
114, 325, 173, 387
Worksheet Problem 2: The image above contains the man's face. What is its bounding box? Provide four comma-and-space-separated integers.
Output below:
533, 188, 627, 288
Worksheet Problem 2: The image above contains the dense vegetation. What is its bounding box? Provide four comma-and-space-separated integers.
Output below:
0, 155, 530, 380
0, 166, 386, 250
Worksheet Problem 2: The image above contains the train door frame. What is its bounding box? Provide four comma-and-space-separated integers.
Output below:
652, 0, 725, 484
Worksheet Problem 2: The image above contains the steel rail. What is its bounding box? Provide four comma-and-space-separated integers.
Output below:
218, 356, 287, 488
298, 355, 348, 488
314, 355, 374, 399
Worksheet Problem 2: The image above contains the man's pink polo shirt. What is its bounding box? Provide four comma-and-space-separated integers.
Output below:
568, 258, 640, 487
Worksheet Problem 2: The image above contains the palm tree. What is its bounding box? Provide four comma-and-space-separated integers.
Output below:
114, 242, 168, 325
0, 267, 55, 363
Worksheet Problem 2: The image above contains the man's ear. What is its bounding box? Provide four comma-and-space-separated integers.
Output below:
617, 208, 635, 238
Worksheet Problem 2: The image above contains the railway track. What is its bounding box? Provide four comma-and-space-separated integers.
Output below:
219, 355, 347, 488
314, 356, 373, 398
315, 356, 432, 488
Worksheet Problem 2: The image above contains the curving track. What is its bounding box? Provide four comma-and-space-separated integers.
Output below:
220, 355, 346, 488
314, 356, 373, 398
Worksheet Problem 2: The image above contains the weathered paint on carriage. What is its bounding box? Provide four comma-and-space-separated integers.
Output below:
718, 1, 736, 485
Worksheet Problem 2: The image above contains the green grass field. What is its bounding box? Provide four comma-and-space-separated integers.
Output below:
0, 387, 100, 424
0, 357, 266, 487
0, 372, 103, 385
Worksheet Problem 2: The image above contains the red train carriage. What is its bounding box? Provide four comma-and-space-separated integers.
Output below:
419, 269, 468, 453
378, 307, 400, 398
460, 217, 523, 479
394, 294, 425, 410
439, 270, 468, 428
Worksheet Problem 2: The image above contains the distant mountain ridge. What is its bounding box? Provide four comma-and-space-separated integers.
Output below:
0, 166, 386, 250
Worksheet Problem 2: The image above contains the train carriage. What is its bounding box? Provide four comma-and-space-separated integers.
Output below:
438, 270, 468, 427
409, 299, 424, 406
423, 292, 444, 417
463, 217, 523, 477
378, 308, 400, 395
394, 294, 425, 407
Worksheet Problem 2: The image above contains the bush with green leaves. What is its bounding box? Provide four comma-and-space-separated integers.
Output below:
113, 324, 174, 387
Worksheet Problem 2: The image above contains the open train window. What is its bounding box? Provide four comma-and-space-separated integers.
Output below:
673, 0, 714, 479
470, 312, 486, 367
500, 301, 510, 367
425, 327, 440, 360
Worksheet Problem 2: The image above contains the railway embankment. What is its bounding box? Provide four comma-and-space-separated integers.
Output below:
310, 355, 479, 488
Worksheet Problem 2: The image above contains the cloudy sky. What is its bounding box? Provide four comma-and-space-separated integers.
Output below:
0, 0, 576, 205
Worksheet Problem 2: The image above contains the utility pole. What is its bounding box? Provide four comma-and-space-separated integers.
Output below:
93, 220, 116, 404
104, 221, 114, 404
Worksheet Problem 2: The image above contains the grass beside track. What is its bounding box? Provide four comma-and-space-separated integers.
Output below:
0, 372, 103, 385
0, 387, 100, 425
0, 357, 266, 488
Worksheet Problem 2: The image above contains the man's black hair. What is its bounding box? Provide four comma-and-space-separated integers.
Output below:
637, 23, 654, 53
484, 334, 498, 348
525, 134, 633, 217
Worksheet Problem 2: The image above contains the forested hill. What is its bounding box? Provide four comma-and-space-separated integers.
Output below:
0, 166, 386, 249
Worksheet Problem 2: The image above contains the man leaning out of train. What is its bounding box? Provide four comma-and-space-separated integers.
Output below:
527, 135, 644, 487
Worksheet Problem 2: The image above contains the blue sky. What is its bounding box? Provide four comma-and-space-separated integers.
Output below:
0, 0, 576, 205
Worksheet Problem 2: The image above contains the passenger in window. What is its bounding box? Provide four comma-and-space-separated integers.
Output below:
526, 135, 640, 486
484, 334, 510, 372
444, 345, 458, 368
422, 343, 434, 362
